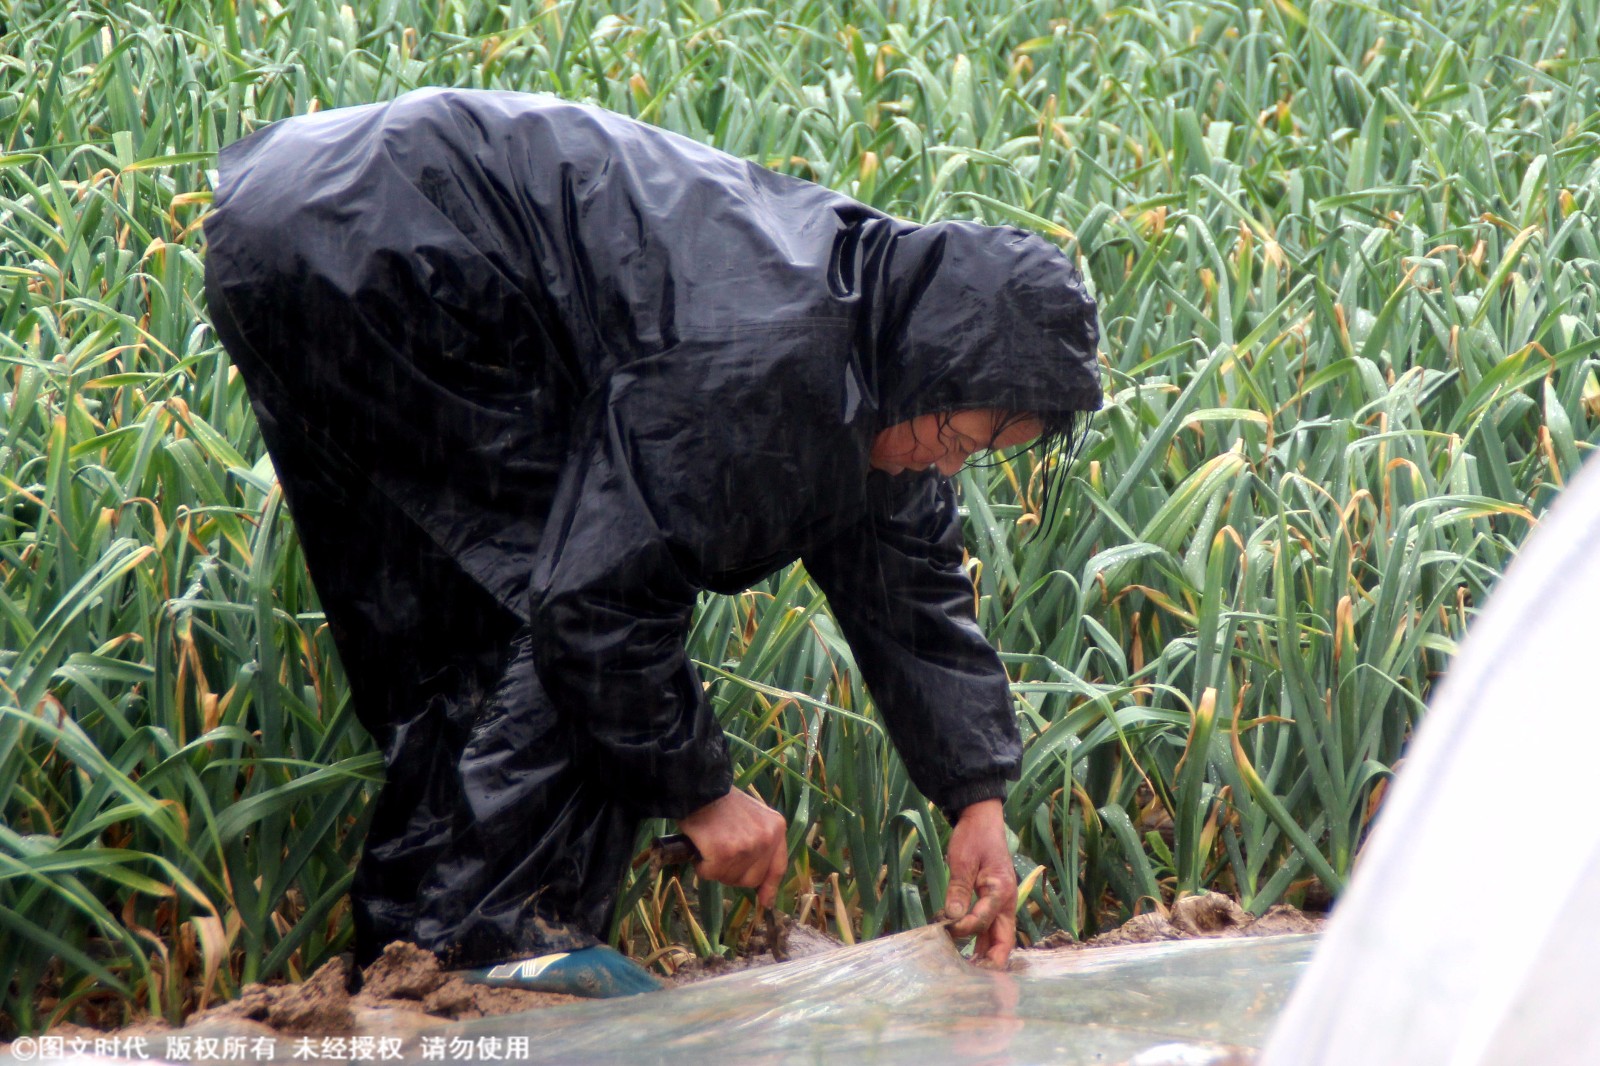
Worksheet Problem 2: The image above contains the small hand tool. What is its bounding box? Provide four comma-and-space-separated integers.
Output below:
647, 833, 790, 961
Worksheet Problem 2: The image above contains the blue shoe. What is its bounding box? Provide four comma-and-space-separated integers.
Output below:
460, 944, 663, 998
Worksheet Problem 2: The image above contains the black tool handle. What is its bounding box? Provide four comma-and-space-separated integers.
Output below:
650, 833, 702, 866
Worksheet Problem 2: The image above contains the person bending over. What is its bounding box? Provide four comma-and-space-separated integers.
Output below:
203, 88, 1102, 990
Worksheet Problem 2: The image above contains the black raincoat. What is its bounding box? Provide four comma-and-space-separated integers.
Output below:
203, 88, 1101, 969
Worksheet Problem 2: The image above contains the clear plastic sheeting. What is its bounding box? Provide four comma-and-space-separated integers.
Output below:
452, 928, 1313, 1065
5, 929, 1315, 1066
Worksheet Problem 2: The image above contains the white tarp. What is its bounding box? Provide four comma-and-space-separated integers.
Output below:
1262, 454, 1600, 1065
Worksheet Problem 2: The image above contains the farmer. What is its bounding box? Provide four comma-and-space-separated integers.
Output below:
203, 88, 1101, 992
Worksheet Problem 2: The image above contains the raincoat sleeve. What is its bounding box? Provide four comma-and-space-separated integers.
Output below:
802, 472, 1021, 821
528, 403, 734, 821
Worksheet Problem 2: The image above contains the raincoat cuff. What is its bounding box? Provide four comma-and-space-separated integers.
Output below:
633, 763, 736, 821
939, 778, 1009, 824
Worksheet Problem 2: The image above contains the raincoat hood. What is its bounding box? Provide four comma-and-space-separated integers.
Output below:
865, 219, 1102, 428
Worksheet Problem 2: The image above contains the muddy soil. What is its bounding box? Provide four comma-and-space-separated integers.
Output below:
1028, 891, 1324, 950
181, 942, 587, 1038
9, 893, 1321, 1044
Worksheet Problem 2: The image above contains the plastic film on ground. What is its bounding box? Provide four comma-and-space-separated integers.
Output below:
6, 929, 1315, 1066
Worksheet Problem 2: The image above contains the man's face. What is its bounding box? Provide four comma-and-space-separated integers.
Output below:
869, 409, 1043, 476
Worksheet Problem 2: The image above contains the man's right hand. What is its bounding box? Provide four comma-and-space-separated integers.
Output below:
677, 787, 788, 907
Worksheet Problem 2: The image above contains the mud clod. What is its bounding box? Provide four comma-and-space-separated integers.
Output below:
1029, 930, 1078, 950
197, 985, 275, 1024
264, 958, 356, 1035
417, 976, 474, 1017
1088, 911, 1185, 947
1170, 892, 1253, 937
360, 942, 447, 1001
1246, 903, 1323, 937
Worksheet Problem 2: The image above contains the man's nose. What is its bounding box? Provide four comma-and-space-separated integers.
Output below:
936, 453, 967, 476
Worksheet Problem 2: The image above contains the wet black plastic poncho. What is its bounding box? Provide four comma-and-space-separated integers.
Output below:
203, 88, 1101, 968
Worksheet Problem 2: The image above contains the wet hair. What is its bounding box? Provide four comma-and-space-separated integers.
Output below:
919, 407, 1092, 541
990, 409, 1088, 541
1027, 409, 1091, 539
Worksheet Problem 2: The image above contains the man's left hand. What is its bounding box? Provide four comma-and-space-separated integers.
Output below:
942, 798, 1017, 969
